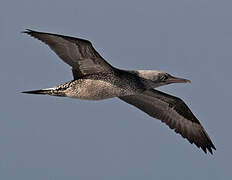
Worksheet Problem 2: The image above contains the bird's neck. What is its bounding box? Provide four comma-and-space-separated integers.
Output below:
125, 70, 165, 89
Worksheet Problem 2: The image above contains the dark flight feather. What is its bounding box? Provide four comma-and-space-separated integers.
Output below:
23, 29, 114, 78
119, 89, 216, 154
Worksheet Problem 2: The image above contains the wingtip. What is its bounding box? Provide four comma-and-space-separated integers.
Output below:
205, 142, 216, 155
208, 138, 216, 154
209, 145, 216, 155
207, 148, 213, 155
21, 29, 35, 34
203, 144, 216, 155
21, 29, 30, 34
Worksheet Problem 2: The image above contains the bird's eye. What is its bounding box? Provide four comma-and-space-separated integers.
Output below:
161, 74, 168, 81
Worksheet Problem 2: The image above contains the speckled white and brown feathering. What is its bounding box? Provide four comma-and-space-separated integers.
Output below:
22, 29, 216, 154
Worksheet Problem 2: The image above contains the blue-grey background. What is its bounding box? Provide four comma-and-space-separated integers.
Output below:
1, 0, 231, 179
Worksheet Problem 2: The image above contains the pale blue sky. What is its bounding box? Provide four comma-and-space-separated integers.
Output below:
1, 0, 231, 179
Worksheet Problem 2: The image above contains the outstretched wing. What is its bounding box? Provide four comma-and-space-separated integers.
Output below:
23, 29, 114, 78
119, 89, 216, 154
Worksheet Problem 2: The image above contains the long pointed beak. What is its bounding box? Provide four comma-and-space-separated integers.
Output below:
168, 76, 191, 83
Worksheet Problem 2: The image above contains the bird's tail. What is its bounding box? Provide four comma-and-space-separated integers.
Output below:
22, 88, 66, 97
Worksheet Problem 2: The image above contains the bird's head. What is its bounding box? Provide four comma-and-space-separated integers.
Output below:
136, 70, 191, 88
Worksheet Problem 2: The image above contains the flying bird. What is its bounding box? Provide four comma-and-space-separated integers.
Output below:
22, 29, 216, 154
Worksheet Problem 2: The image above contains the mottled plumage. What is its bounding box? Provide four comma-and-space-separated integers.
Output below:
22, 29, 216, 154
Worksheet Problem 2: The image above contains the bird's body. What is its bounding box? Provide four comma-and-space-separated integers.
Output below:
37, 71, 145, 100
23, 29, 216, 154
